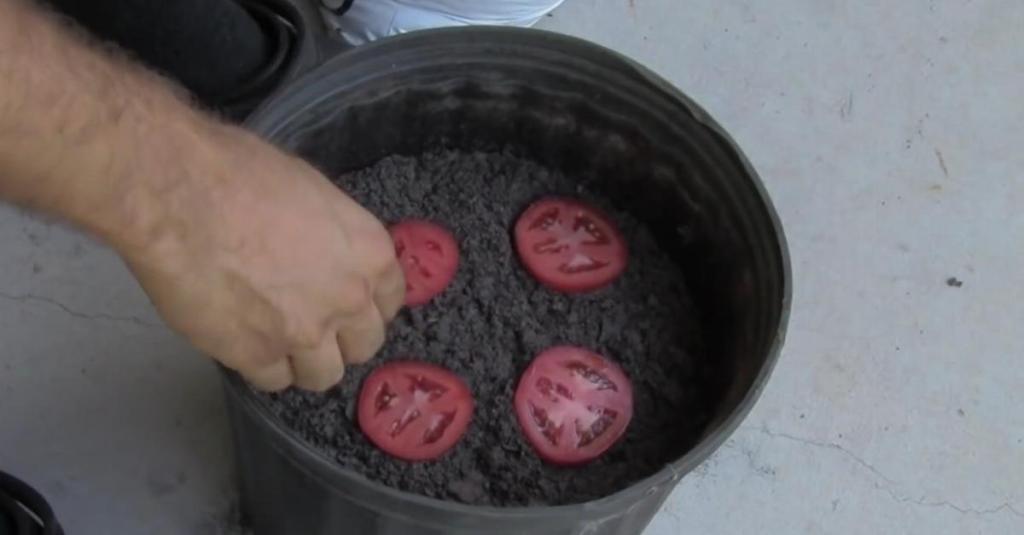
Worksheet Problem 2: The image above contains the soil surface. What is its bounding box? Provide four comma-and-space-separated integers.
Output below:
257, 150, 712, 506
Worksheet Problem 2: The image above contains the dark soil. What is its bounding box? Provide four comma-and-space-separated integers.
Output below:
256, 150, 712, 506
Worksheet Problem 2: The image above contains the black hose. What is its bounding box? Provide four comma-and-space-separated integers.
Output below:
46, 0, 274, 108
221, 0, 297, 116
325, 0, 357, 15
0, 470, 64, 535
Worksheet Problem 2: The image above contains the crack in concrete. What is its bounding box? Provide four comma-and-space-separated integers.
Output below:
745, 425, 1023, 519
899, 497, 1023, 518
735, 440, 777, 480
935, 147, 950, 178
754, 424, 894, 484
0, 291, 160, 328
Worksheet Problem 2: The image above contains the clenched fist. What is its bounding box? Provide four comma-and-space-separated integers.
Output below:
120, 128, 404, 391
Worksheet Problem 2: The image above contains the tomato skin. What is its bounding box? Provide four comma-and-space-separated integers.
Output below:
357, 361, 474, 462
513, 346, 634, 465
514, 198, 628, 293
389, 220, 459, 307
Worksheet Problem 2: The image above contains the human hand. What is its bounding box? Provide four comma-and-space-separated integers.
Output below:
118, 126, 404, 391
0, 0, 402, 391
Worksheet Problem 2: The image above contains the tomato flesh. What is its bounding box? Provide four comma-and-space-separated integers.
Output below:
514, 198, 627, 293
513, 346, 633, 465
389, 220, 459, 306
357, 361, 473, 461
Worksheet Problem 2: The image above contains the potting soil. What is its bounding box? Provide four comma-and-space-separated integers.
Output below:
257, 150, 713, 506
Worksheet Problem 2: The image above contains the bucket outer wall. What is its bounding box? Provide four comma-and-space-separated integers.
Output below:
225, 372, 676, 535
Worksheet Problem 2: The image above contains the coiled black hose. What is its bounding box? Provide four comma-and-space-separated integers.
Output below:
47, 0, 273, 106
45, 0, 298, 119
0, 470, 63, 535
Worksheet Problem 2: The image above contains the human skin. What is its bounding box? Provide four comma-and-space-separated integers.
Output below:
0, 0, 404, 391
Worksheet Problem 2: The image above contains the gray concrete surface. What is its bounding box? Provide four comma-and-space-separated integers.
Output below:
1, 1, 1022, 533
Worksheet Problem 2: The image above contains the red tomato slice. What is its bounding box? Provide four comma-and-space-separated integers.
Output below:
513, 346, 633, 465
514, 198, 628, 293
389, 220, 459, 307
357, 361, 474, 462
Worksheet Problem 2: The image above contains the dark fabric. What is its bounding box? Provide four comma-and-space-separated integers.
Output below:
46, 0, 273, 107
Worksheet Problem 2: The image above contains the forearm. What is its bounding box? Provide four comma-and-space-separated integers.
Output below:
0, 0, 225, 252
0, 2, 400, 393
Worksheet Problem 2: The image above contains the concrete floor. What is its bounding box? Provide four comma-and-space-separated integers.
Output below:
1, 0, 1022, 533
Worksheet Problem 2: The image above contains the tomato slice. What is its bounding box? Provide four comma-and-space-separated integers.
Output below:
513, 346, 633, 465
357, 361, 474, 462
514, 198, 628, 293
389, 220, 459, 307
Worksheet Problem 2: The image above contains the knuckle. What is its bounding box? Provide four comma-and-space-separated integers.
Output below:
351, 330, 385, 363
248, 369, 292, 392
216, 330, 280, 369
338, 276, 374, 315
293, 352, 345, 392
244, 347, 282, 369
284, 317, 325, 350
302, 370, 344, 393
336, 313, 385, 365
247, 367, 292, 392
363, 226, 399, 278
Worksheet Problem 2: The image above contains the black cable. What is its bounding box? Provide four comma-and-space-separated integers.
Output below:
0, 489, 35, 535
46, 0, 274, 108
0, 471, 63, 535
222, 0, 297, 107
325, 0, 357, 15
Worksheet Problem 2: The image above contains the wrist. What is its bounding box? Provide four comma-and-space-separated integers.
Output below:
87, 107, 223, 261
0, 0, 232, 261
